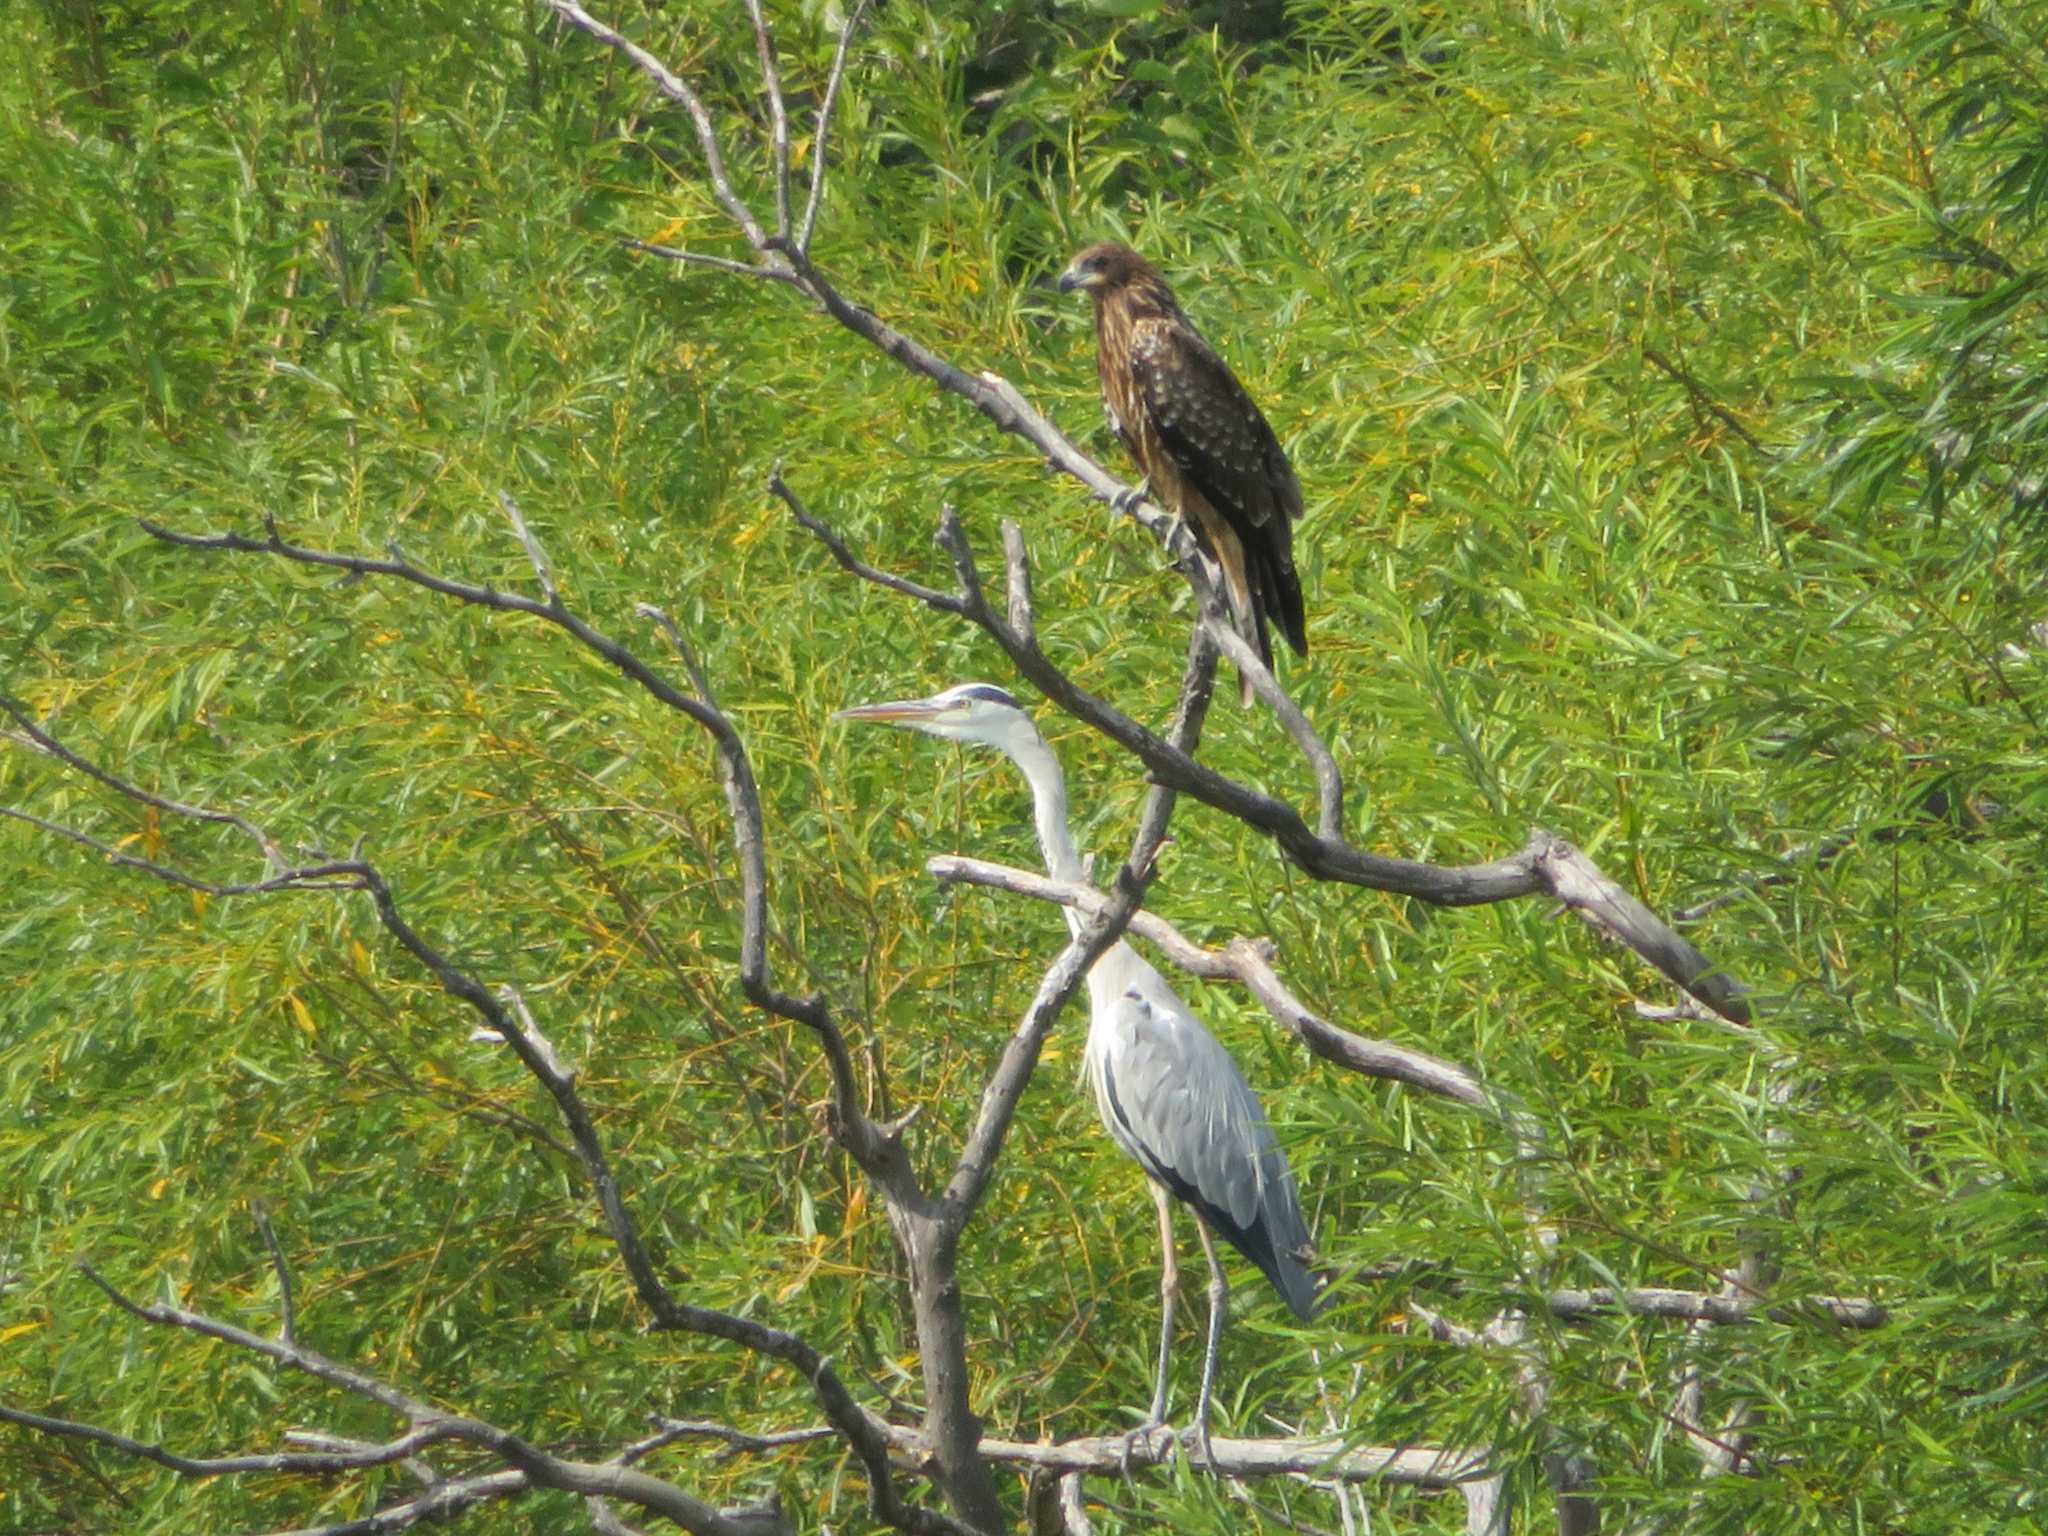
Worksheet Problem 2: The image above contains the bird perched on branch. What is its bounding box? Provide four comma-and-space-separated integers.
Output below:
1058, 241, 1308, 705
838, 682, 1319, 1456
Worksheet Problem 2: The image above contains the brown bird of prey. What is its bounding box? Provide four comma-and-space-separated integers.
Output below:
1058, 241, 1307, 703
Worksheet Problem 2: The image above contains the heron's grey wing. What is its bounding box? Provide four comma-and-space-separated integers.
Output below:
1093, 978, 1317, 1321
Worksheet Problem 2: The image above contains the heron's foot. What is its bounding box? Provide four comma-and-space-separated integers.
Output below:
1179, 1416, 1217, 1471
1111, 477, 1153, 514
1115, 1419, 1175, 1478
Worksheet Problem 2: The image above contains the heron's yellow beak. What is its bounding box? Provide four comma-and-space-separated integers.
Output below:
833, 699, 948, 725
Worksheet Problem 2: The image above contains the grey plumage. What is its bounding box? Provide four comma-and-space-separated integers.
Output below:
1091, 984, 1317, 1324
836, 682, 1319, 1445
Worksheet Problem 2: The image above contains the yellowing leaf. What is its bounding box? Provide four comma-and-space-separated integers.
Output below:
148, 1178, 169, 1200
0, 1320, 46, 1343
288, 994, 317, 1038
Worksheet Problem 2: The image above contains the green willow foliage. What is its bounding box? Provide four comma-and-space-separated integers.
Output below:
2, 0, 2044, 1532
1814, 0, 2048, 524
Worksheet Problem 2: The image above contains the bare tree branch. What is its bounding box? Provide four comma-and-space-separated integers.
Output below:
621, 235, 798, 284
798, 1, 871, 254
923, 854, 1492, 1110
767, 470, 965, 615
7, 1281, 794, 1536
1198, 612, 1345, 842
260, 1469, 530, 1534
640, 1419, 841, 1463
742, 0, 792, 239
634, 597, 916, 1201
1545, 1287, 1882, 1329
284, 1430, 443, 1489
1129, 623, 1220, 868
0, 694, 289, 870
787, 497, 1750, 1024
252, 1202, 297, 1346
116, 506, 1084, 1532
0, 1404, 468, 1479
0, 804, 359, 896
939, 864, 1152, 1224
43, 1265, 826, 1536
542, 0, 767, 248
877, 1423, 1490, 1486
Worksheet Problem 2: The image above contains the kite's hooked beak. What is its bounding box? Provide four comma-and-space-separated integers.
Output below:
1055, 263, 1086, 295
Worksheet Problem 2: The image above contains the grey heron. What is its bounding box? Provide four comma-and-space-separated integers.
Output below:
837, 682, 1318, 1453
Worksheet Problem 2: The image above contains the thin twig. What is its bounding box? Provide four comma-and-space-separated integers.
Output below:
254, 1469, 530, 1534
743, 0, 791, 239
252, 1203, 297, 1345
1, 695, 288, 870
1128, 622, 1218, 870
768, 470, 966, 614
1198, 613, 1345, 840
542, 0, 769, 250
497, 491, 557, 605
0, 807, 361, 897
285, 1430, 443, 1488
620, 236, 797, 284
636, 1419, 840, 1465
0, 1405, 464, 1479
798, 0, 871, 254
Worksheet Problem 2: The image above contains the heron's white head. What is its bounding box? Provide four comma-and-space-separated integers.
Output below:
834, 682, 1041, 754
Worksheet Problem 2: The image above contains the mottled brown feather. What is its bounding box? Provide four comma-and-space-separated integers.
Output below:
1065, 243, 1307, 702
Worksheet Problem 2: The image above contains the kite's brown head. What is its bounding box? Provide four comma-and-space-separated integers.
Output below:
1056, 241, 1172, 308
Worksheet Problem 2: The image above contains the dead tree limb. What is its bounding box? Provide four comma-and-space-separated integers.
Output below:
1, 1264, 800, 1536
923, 853, 1492, 1111
779, 484, 1750, 1025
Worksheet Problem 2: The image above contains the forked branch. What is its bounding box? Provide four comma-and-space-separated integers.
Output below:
925, 853, 1492, 1111
1, 1265, 802, 1536
785, 488, 1751, 1024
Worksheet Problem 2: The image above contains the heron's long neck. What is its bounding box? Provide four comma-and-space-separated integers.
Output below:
1006, 729, 1087, 939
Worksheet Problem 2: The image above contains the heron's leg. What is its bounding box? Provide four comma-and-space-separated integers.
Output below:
1146, 1180, 1180, 1425
1191, 1218, 1230, 1468
1119, 1182, 1181, 1477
